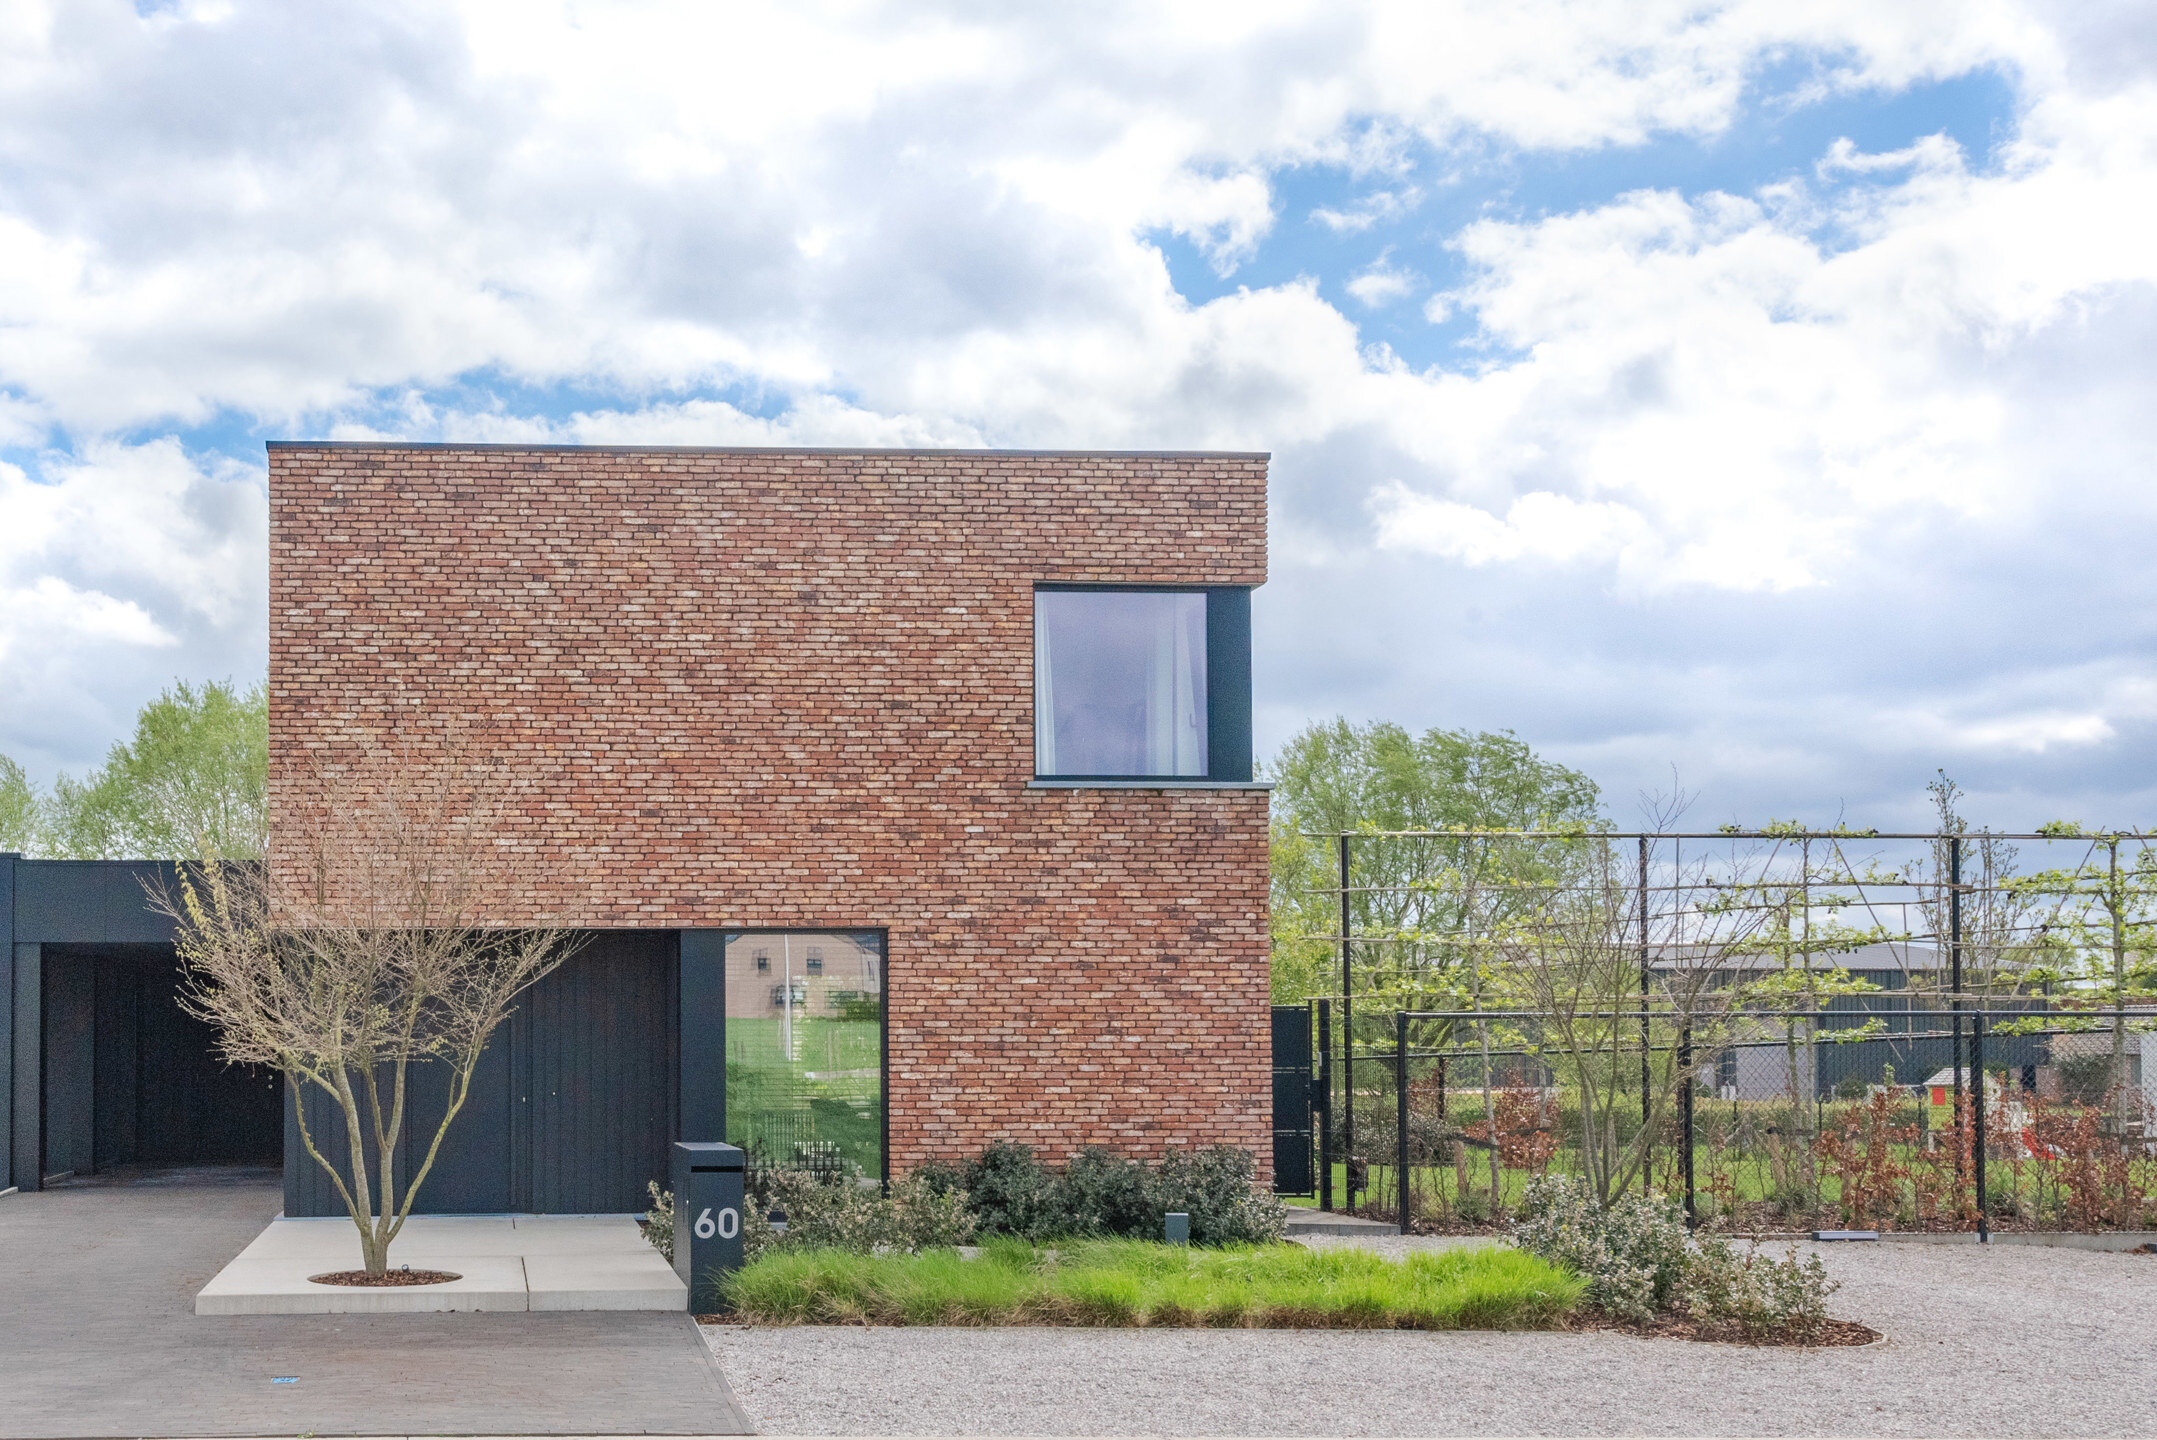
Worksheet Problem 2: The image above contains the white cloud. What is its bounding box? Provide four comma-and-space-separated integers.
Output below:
0, 441, 266, 774
1, 0, 2155, 824
1344, 250, 1421, 308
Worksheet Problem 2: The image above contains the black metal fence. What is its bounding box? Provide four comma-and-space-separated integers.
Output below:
1290, 1005, 2157, 1235
1279, 825, 2157, 1235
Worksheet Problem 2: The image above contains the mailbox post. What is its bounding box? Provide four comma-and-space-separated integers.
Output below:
671, 1140, 746, 1314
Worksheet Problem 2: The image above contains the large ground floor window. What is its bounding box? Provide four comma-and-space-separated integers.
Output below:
722, 930, 884, 1181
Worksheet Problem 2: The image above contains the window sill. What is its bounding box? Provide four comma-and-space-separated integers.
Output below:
1027, 778, 1274, 790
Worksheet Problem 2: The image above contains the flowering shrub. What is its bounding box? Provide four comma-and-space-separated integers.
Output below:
742, 1168, 974, 1261
1512, 1172, 1838, 1339
1509, 1174, 1691, 1321
1683, 1238, 1836, 1343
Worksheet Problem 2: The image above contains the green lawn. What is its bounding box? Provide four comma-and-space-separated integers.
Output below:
725, 1016, 883, 1175
722, 1237, 1582, 1329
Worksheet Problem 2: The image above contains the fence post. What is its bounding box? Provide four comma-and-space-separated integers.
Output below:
1639, 834, 1652, 1195
1316, 998, 1333, 1213
1339, 834, 1354, 1171
1396, 1010, 1410, 1232
1973, 1011, 1989, 1244
1680, 1023, 1696, 1228
1949, 833, 1964, 1207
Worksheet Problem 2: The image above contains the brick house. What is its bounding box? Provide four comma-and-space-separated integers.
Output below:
3, 445, 1272, 1207
245, 442, 1273, 1213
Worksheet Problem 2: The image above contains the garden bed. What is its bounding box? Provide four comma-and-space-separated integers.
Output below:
722, 1237, 1582, 1330
1570, 1309, 1879, 1346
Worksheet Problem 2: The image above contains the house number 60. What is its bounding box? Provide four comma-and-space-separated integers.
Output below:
694, 1206, 739, 1240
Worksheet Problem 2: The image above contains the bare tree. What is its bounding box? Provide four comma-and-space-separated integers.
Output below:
1489, 830, 1780, 1206
155, 737, 581, 1274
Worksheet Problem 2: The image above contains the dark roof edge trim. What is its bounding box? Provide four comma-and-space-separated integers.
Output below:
265, 441, 1272, 460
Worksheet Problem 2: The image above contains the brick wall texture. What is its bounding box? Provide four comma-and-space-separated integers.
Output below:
267, 444, 1273, 1175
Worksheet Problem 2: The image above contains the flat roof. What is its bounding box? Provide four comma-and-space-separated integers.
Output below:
266, 441, 1271, 459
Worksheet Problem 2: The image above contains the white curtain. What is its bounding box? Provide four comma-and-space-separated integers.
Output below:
1146, 603, 1203, 775
1036, 589, 1205, 776
1034, 608, 1057, 774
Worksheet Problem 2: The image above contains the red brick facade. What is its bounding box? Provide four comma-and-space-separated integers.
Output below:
266, 445, 1272, 1174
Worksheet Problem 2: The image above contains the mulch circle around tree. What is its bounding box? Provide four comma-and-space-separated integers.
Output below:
307, 1268, 464, 1287
1573, 1311, 1881, 1347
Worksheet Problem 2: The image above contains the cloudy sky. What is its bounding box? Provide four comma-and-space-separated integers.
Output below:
3, 0, 2154, 830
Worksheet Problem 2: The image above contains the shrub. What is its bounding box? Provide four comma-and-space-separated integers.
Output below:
741, 1169, 975, 1261
1052, 1148, 1156, 1238
1510, 1173, 1689, 1322
961, 1141, 1056, 1238
1684, 1239, 1836, 1343
644, 1180, 676, 1263
1510, 1173, 1841, 1339
889, 1171, 978, 1251
953, 1143, 1286, 1245
1149, 1146, 1288, 1246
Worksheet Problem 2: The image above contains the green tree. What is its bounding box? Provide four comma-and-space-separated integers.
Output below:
35, 680, 267, 861
0, 754, 37, 853
1265, 719, 1606, 1008
2004, 823, 2157, 1122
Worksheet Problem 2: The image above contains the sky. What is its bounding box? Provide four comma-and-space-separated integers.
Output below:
3, 0, 2156, 832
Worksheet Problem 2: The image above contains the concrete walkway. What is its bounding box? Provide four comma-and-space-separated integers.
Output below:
198, 1212, 687, 1313
0, 1169, 750, 1438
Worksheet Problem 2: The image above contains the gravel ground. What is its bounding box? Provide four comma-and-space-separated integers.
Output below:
702, 1237, 2157, 1436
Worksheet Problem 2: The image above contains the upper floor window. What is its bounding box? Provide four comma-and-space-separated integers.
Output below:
1035, 588, 1208, 778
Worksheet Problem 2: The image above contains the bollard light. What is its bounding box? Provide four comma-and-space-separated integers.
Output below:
1164, 1212, 1190, 1245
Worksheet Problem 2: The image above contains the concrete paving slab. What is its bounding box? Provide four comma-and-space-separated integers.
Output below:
198, 1211, 680, 1313
0, 1171, 750, 1437
509, 1214, 650, 1254
527, 1249, 689, 1311
196, 1254, 529, 1315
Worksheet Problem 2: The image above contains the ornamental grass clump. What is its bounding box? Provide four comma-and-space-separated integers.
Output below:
724, 1236, 1582, 1330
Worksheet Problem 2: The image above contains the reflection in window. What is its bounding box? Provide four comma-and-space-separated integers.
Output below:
724, 932, 883, 1180
1035, 589, 1207, 777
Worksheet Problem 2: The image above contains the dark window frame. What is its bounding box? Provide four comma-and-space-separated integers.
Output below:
1032, 583, 1252, 784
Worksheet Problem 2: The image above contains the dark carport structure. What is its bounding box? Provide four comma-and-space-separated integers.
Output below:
3, 855, 281, 1194
4, 852, 725, 1215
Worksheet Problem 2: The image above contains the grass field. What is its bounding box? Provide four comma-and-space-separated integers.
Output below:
726, 1015, 882, 1174
723, 1237, 1583, 1329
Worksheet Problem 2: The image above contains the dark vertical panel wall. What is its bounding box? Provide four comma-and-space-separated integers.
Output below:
403, 1044, 514, 1212
10, 944, 39, 1191
679, 929, 725, 1142
531, 931, 675, 1214
92, 960, 140, 1169
285, 930, 677, 1217
42, 957, 95, 1180
131, 956, 279, 1164
1, 857, 15, 1191
1206, 586, 1253, 783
